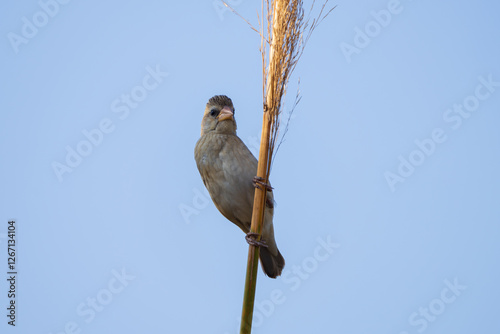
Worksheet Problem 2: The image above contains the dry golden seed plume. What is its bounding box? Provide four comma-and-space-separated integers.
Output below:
220, 1, 335, 333
261, 0, 334, 172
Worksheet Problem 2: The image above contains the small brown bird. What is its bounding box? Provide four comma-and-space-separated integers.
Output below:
194, 95, 285, 278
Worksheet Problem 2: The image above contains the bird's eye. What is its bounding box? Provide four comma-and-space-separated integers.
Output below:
209, 108, 219, 117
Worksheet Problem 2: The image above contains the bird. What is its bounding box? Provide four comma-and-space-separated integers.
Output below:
194, 95, 285, 278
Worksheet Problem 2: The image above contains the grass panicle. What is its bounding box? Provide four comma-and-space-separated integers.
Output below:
221, 1, 334, 333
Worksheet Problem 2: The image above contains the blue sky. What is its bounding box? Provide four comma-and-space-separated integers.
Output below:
1, 0, 499, 333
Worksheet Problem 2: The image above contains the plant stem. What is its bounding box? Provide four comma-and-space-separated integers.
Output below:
239, 113, 273, 334
240, 1, 281, 332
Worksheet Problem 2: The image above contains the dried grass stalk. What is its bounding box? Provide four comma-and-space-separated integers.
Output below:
226, 1, 334, 333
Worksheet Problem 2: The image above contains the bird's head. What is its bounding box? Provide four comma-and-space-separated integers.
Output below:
200, 95, 237, 136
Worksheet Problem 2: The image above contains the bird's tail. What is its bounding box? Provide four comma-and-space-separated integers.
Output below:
259, 247, 285, 278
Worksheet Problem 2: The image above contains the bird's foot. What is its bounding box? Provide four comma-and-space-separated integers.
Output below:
245, 232, 268, 248
253, 176, 273, 191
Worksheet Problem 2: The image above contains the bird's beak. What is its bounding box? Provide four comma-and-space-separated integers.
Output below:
218, 106, 234, 121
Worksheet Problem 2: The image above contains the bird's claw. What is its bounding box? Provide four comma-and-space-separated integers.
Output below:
245, 232, 268, 248
253, 176, 273, 191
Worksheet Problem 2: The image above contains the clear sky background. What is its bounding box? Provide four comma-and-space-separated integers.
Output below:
1, 0, 499, 333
